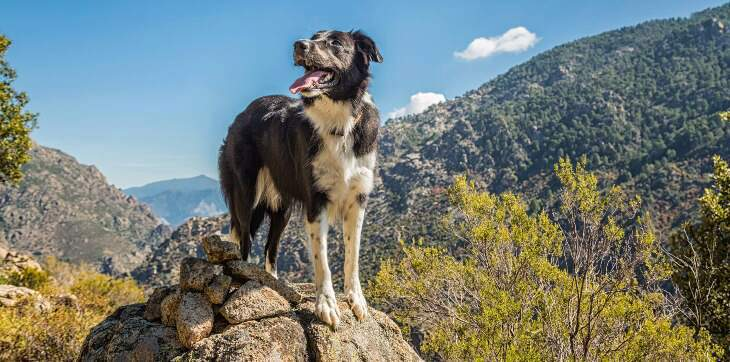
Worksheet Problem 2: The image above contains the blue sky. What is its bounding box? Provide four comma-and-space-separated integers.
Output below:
2, 0, 726, 188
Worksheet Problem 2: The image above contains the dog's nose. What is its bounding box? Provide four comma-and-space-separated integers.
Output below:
294, 40, 310, 52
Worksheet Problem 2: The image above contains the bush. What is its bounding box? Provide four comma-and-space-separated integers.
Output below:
369, 157, 722, 360
0, 268, 50, 290
0, 257, 144, 361
668, 155, 730, 358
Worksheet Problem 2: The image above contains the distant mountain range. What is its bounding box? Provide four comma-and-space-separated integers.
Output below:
124, 175, 226, 226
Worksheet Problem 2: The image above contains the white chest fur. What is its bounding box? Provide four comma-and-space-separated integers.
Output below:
304, 96, 376, 222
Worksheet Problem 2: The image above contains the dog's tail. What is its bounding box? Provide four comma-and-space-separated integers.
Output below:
218, 140, 248, 259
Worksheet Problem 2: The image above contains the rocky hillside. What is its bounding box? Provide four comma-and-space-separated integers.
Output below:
0, 144, 170, 275
83, 235, 420, 361
134, 4, 730, 289
375, 4, 730, 243
132, 214, 315, 290
132, 216, 227, 289
124, 175, 225, 226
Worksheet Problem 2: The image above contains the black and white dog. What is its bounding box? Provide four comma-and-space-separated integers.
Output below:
218, 30, 382, 327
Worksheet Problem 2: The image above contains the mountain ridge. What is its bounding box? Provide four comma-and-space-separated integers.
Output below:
124, 175, 226, 226
124, 175, 219, 199
0, 144, 170, 275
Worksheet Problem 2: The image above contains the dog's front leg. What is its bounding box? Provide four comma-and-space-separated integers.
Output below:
343, 193, 369, 321
305, 208, 340, 326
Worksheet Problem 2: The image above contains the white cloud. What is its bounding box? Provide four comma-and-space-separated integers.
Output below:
454, 26, 539, 61
388, 92, 446, 119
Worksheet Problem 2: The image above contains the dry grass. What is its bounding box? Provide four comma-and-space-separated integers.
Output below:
0, 257, 144, 361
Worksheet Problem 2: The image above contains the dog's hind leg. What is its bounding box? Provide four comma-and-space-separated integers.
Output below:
230, 183, 256, 261
305, 207, 340, 327
249, 205, 266, 242
264, 206, 291, 278
343, 193, 369, 321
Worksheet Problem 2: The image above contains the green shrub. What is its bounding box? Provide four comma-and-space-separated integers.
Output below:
369, 158, 722, 360
0, 268, 50, 290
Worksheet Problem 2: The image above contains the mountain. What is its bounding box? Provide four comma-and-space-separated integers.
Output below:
0, 144, 170, 275
124, 175, 226, 226
135, 4, 730, 288
376, 4, 729, 240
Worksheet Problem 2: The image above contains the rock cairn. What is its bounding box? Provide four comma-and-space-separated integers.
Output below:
80, 234, 422, 361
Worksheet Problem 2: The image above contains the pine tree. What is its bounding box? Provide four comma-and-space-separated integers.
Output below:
0, 34, 36, 184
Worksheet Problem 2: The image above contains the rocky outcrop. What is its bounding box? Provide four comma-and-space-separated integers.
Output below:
132, 216, 228, 290
0, 243, 42, 276
0, 284, 51, 311
79, 303, 187, 361
80, 234, 421, 361
0, 246, 66, 312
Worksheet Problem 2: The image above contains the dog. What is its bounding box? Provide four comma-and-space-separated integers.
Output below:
218, 30, 382, 327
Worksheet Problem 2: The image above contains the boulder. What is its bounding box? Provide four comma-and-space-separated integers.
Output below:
176, 292, 214, 349
225, 260, 305, 304
175, 314, 308, 361
78, 304, 186, 362
179, 257, 215, 291
219, 280, 290, 324
0, 284, 51, 311
299, 299, 421, 361
204, 274, 231, 305
201, 234, 240, 264
160, 288, 182, 326
51, 293, 80, 311
144, 285, 175, 321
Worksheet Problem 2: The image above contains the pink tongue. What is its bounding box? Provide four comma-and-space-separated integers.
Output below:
289, 70, 327, 94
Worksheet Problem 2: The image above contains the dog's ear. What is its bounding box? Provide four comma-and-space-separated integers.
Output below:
352, 31, 383, 63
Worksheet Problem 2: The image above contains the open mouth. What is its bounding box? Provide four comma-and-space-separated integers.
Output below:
289, 67, 334, 94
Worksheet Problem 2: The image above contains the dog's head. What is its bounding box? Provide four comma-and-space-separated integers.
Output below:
290, 30, 382, 99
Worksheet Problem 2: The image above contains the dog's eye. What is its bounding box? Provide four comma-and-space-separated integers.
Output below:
330, 39, 342, 47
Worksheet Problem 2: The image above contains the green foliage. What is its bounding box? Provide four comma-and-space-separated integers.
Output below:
0, 268, 50, 290
0, 257, 144, 361
720, 111, 730, 122
369, 158, 720, 360
70, 268, 145, 316
668, 155, 730, 358
0, 34, 35, 184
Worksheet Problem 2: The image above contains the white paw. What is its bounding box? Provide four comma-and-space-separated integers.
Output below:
346, 289, 369, 321
265, 260, 278, 279
315, 290, 341, 327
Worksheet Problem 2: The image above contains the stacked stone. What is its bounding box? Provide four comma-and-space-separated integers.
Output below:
143, 234, 305, 349
81, 233, 422, 361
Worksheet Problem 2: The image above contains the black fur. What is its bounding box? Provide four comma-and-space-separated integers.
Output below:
218, 30, 381, 266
